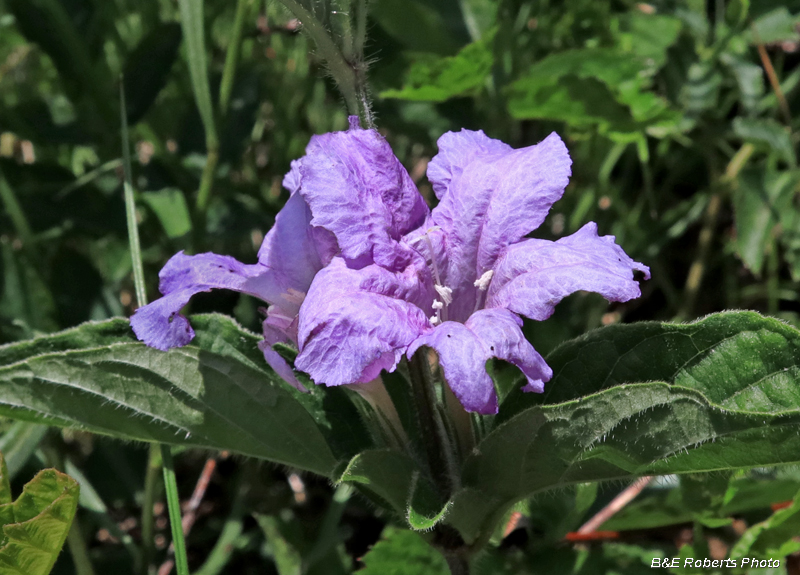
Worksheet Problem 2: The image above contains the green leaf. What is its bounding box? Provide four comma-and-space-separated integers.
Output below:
380, 37, 493, 102
369, 0, 461, 55
178, 0, 218, 143
358, 527, 449, 575
445, 311, 800, 543
613, 12, 682, 67
732, 168, 800, 274
0, 314, 359, 477
507, 48, 678, 134
0, 422, 48, 480
750, 7, 800, 45
123, 22, 183, 124
733, 117, 797, 167
0, 453, 80, 575
141, 188, 193, 239
730, 488, 800, 559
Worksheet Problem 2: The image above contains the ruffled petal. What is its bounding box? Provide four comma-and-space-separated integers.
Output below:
259, 317, 305, 391
298, 124, 428, 270
256, 191, 337, 316
407, 322, 498, 415
464, 309, 552, 394
426, 129, 512, 200
427, 131, 572, 321
131, 252, 268, 350
487, 222, 651, 320
295, 258, 433, 386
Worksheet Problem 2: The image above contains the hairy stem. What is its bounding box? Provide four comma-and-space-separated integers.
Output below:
275, 0, 373, 127
407, 352, 458, 499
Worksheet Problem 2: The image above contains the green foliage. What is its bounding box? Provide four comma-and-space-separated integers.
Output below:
380, 37, 494, 102
0, 315, 345, 476
358, 527, 449, 575
0, 452, 79, 575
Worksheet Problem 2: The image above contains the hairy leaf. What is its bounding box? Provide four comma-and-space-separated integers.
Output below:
0, 315, 370, 477
0, 452, 79, 575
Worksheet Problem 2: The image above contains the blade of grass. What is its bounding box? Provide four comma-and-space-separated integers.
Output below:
160, 445, 190, 575
120, 79, 147, 308
0, 171, 37, 260
177, 0, 220, 215
122, 79, 189, 575
141, 446, 162, 575
219, 0, 253, 117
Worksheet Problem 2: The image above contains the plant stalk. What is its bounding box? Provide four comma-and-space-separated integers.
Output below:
275, 0, 373, 127
141, 444, 162, 575
407, 352, 458, 499
120, 80, 148, 308
160, 445, 190, 575
219, 0, 252, 117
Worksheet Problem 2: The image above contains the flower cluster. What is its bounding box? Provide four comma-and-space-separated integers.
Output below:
131, 118, 649, 414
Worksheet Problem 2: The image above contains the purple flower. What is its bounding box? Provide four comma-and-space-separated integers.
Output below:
132, 119, 649, 414
293, 122, 649, 413
130, 166, 337, 390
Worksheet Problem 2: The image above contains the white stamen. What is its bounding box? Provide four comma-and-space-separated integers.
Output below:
473, 270, 494, 291
429, 315, 441, 325
431, 300, 444, 310
434, 284, 453, 305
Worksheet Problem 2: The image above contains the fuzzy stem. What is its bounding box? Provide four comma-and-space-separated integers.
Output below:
407, 352, 457, 499
275, 0, 373, 127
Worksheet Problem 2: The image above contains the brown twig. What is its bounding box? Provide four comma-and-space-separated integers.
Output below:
754, 39, 792, 126
576, 476, 654, 535
157, 456, 219, 575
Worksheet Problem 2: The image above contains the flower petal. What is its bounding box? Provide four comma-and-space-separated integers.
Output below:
295, 258, 433, 386
407, 322, 498, 415
426, 129, 512, 200
256, 191, 337, 316
131, 252, 267, 350
487, 222, 651, 320
464, 308, 552, 394
427, 131, 572, 321
298, 125, 428, 270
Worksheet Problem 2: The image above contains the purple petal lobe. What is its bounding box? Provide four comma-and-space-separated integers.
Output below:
131, 251, 268, 350
464, 309, 552, 394
295, 258, 432, 386
488, 222, 651, 320
256, 191, 337, 316
407, 322, 499, 415
259, 317, 305, 392
426, 132, 572, 321
298, 128, 428, 270
427, 129, 512, 200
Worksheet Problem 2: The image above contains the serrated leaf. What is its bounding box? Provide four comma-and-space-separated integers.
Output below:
358, 527, 449, 575
0, 315, 370, 477
0, 455, 79, 575
380, 37, 493, 102
444, 312, 800, 543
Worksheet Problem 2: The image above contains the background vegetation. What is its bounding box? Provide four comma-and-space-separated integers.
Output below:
1, 0, 799, 573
